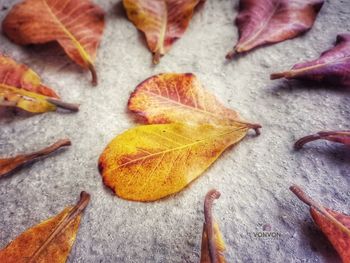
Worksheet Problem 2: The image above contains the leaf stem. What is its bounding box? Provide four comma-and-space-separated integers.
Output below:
204, 189, 221, 263
270, 72, 288, 80
88, 63, 98, 86
47, 98, 80, 112
225, 49, 236, 60
153, 50, 161, 65
0, 139, 71, 178
28, 192, 90, 262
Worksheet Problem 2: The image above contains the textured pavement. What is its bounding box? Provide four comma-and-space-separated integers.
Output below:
0, 0, 350, 262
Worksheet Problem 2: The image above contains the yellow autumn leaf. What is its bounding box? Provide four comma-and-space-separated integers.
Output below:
0, 192, 90, 263
98, 122, 249, 201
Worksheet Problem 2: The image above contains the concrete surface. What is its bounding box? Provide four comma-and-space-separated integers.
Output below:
1, 0, 350, 262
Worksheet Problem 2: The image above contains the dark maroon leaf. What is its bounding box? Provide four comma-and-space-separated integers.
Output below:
226, 0, 324, 59
271, 34, 350, 86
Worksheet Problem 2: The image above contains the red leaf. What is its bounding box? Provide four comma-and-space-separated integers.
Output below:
227, 0, 323, 59
271, 34, 350, 86
291, 185, 350, 262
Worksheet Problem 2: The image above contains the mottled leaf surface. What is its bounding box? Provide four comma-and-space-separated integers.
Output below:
99, 123, 249, 201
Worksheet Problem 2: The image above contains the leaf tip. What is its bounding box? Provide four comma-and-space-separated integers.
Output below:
225, 49, 236, 60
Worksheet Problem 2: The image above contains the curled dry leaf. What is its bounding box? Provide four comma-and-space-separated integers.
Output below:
123, 0, 202, 64
291, 185, 350, 262
2, 0, 105, 85
0, 191, 90, 263
295, 130, 350, 150
99, 73, 261, 201
0, 55, 79, 113
0, 139, 71, 178
271, 34, 350, 86
200, 189, 226, 263
226, 0, 323, 59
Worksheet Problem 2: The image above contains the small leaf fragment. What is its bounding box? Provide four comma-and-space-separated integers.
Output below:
0, 139, 71, 178
200, 189, 226, 263
0, 54, 79, 113
123, 0, 202, 64
2, 0, 105, 85
227, 0, 323, 59
98, 123, 250, 201
295, 130, 350, 149
0, 191, 90, 263
271, 34, 350, 86
290, 185, 350, 262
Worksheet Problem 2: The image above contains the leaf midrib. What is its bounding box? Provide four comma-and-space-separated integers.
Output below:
42, 0, 93, 66
117, 126, 247, 168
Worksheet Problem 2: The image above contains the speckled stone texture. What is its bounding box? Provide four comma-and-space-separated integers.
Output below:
0, 0, 350, 262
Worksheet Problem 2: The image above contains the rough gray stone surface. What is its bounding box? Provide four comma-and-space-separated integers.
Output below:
0, 0, 350, 262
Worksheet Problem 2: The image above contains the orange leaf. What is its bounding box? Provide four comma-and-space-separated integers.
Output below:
0, 54, 79, 113
0, 139, 71, 178
128, 73, 260, 131
226, 0, 323, 59
291, 185, 350, 262
0, 54, 58, 98
123, 0, 202, 64
2, 0, 105, 85
200, 189, 226, 263
0, 191, 90, 263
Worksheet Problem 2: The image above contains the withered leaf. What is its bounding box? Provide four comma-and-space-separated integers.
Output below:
0, 54, 79, 113
271, 34, 350, 87
226, 0, 323, 59
291, 185, 350, 262
295, 130, 350, 149
200, 189, 226, 263
99, 74, 261, 201
123, 0, 203, 64
0, 139, 71, 178
0, 191, 90, 263
2, 0, 105, 85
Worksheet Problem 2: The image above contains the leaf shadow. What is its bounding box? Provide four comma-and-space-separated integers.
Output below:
10, 43, 89, 84
300, 222, 342, 263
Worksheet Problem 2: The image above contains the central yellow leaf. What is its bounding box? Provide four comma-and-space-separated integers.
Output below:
98, 122, 249, 201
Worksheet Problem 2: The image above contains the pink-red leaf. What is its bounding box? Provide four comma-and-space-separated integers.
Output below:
271, 34, 350, 86
227, 0, 323, 59
295, 130, 350, 149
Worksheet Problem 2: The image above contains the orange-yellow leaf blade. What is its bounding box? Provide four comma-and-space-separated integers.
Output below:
0, 192, 90, 263
98, 123, 248, 201
2, 0, 105, 84
128, 73, 240, 126
123, 0, 201, 63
